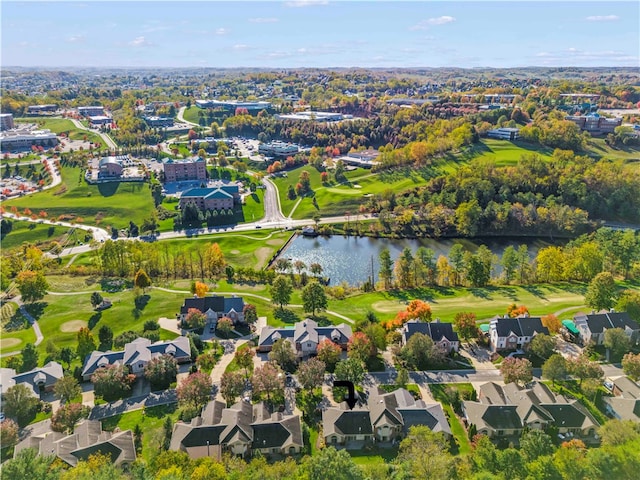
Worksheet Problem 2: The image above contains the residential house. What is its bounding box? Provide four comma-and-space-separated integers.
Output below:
170, 400, 303, 459
323, 387, 450, 448
81, 336, 191, 381
0, 361, 63, 398
257, 319, 352, 358
14, 419, 136, 467
178, 295, 245, 329
603, 376, 640, 422
573, 310, 639, 346
489, 314, 549, 352
400, 319, 460, 353
462, 382, 600, 443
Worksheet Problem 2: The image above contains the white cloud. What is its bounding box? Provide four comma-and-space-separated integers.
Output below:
216, 28, 230, 35
533, 47, 637, 65
410, 16, 456, 30
284, 1, 328, 7
129, 36, 153, 47
586, 15, 620, 22
249, 17, 279, 23
233, 44, 250, 51
66, 35, 85, 43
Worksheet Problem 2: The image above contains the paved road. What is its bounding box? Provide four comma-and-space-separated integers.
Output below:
176, 106, 200, 127
69, 118, 118, 150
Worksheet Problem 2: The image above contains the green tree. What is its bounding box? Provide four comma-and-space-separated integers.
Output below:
301, 281, 328, 316
567, 354, 603, 386
519, 429, 555, 461
585, 271, 617, 311
134, 268, 152, 292
51, 402, 90, 433
76, 327, 97, 362
144, 354, 178, 389
622, 352, 640, 381
362, 323, 387, 355
53, 376, 82, 404
184, 308, 207, 331
347, 332, 374, 364
316, 339, 342, 372
396, 367, 410, 389
394, 247, 415, 289
616, 289, 640, 323
216, 316, 233, 337
455, 199, 482, 236
401, 332, 441, 370
0, 418, 19, 449
90, 291, 104, 309
501, 245, 519, 284
234, 346, 255, 379
268, 337, 297, 373
398, 426, 453, 479
379, 247, 393, 289
92, 364, 135, 401
177, 371, 213, 418
453, 312, 479, 341
220, 371, 245, 406
542, 354, 567, 386
302, 446, 364, 480
16, 269, 48, 302
60, 346, 76, 370
3, 384, 41, 425
243, 303, 258, 325
252, 362, 284, 405
536, 246, 566, 282
500, 357, 533, 385
604, 327, 631, 360
334, 357, 365, 387
270, 275, 292, 310
297, 357, 326, 390
20, 342, 39, 372
1, 449, 60, 480
98, 325, 113, 351
449, 243, 466, 286
529, 333, 557, 360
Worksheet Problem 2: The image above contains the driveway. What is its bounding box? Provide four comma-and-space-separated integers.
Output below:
556, 337, 583, 359
458, 342, 496, 370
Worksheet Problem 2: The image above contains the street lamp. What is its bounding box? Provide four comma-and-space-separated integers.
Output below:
207, 440, 210, 457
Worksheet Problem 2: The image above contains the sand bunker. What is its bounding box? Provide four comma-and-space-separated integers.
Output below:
0, 338, 21, 349
60, 320, 88, 332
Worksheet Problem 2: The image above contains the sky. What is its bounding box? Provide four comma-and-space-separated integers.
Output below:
1, 1, 639, 69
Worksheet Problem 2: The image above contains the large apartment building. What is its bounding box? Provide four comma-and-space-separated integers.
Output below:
565, 113, 622, 135
162, 157, 207, 183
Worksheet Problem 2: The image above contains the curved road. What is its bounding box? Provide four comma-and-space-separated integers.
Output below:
176, 106, 200, 127
69, 118, 118, 150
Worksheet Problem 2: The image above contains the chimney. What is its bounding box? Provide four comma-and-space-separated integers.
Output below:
610, 308, 615, 313
434, 318, 441, 323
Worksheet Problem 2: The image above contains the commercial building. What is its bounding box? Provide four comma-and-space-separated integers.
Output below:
276, 111, 352, 122
78, 106, 105, 117
0, 127, 58, 151
195, 99, 271, 111
143, 115, 174, 127
486, 127, 520, 141
338, 149, 381, 168
0, 113, 15, 131
163, 156, 207, 182
565, 113, 622, 135
258, 141, 299, 157
27, 104, 58, 115
88, 115, 112, 126
178, 184, 240, 211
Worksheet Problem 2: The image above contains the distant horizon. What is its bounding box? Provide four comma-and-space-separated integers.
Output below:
2, 1, 638, 69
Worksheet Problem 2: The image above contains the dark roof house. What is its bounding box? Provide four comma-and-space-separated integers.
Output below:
257, 319, 352, 357
401, 319, 460, 352
574, 310, 639, 346
14, 419, 136, 467
489, 315, 549, 351
179, 295, 245, 325
0, 361, 63, 398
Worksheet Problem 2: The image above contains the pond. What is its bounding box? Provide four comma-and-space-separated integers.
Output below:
279, 234, 566, 286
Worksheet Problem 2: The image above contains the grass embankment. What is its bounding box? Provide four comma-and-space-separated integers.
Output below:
3, 166, 155, 230
101, 404, 181, 463
1, 220, 75, 252
430, 383, 473, 455
15, 117, 105, 146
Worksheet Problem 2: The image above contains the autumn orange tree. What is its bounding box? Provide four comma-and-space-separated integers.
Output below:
541, 314, 561, 334
383, 299, 432, 330
507, 304, 529, 318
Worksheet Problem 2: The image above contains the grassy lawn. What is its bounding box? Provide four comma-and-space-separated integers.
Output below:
17, 288, 185, 360
3, 166, 156, 230
15, 117, 105, 147
584, 138, 640, 160
545, 380, 608, 425
1, 220, 75, 252
181, 106, 204, 125
242, 188, 265, 223
224, 343, 253, 374
469, 139, 554, 166
272, 166, 432, 220
0, 324, 37, 356
429, 383, 473, 455
327, 283, 593, 325
101, 403, 180, 462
